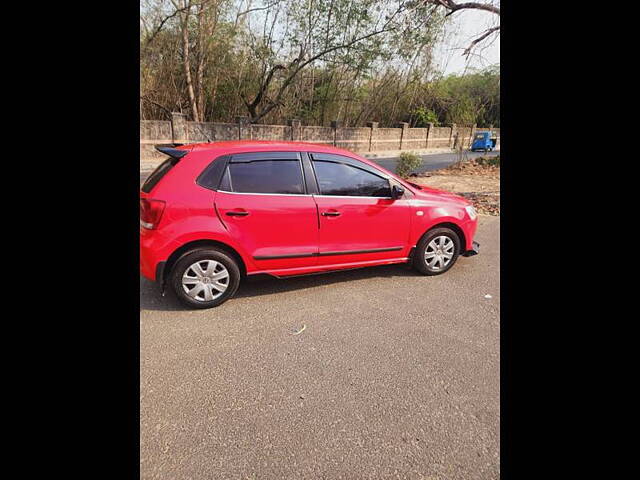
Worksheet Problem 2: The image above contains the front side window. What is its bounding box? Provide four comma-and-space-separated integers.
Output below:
312, 160, 391, 197
221, 158, 304, 194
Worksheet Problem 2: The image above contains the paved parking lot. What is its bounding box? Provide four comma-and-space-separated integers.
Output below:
140, 216, 500, 479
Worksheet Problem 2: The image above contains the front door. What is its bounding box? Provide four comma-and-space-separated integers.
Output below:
309, 153, 412, 267
214, 151, 319, 271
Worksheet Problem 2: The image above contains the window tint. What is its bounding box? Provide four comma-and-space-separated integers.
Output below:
313, 160, 391, 197
219, 167, 232, 191
224, 159, 304, 194
141, 157, 179, 193
196, 155, 229, 190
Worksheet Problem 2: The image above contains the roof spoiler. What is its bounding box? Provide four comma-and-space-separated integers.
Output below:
154, 144, 188, 159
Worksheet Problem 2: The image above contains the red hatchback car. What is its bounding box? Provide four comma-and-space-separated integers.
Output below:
140, 141, 479, 308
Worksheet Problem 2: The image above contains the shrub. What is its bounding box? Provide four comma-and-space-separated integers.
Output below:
477, 155, 500, 167
413, 107, 439, 127
396, 151, 422, 178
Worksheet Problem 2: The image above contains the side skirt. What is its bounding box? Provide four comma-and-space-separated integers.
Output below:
248, 257, 410, 279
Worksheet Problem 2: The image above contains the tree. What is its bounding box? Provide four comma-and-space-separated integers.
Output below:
172, 0, 201, 121
139, 0, 499, 127
238, 0, 445, 123
422, 0, 499, 57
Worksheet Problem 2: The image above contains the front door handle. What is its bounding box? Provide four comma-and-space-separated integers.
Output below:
321, 211, 341, 217
226, 211, 249, 217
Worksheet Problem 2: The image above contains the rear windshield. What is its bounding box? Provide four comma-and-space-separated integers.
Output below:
141, 157, 179, 193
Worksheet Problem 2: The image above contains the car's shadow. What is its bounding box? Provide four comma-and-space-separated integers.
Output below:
140, 263, 422, 312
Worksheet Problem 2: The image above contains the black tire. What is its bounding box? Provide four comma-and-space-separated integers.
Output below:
413, 227, 461, 276
170, 248, 241, 309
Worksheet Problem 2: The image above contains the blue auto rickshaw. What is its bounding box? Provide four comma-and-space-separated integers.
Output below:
471, 131, 497, 152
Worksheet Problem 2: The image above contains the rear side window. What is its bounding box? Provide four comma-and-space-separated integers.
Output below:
196, 155, 230, 190
312, 160, 391, 197
220, 153, 305, 194
141, 157, 179, 193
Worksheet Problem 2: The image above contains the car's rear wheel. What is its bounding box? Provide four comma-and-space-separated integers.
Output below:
413, 227, 461, 275
170, 248, 241, 309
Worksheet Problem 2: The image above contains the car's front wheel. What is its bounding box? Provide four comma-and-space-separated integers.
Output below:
170, 248, 241, 309
413, 227, 461, 275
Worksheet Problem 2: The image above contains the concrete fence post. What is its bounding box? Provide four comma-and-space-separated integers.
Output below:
490, 125, 499, 148
236, 116, 251, 140
288, 119, 302, 141
331, 120, 341, 147
171, 112, 188, 144
448, 123, 457, 149
396, 122, 409, 151
366, 121, 378, 152
425, 122, 434, 149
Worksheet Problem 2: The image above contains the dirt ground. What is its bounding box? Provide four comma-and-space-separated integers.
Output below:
411, 158, 500, 216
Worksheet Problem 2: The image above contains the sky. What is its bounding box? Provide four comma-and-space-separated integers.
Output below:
434, 8, 500, 75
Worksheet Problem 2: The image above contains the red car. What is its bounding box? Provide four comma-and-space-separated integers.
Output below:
140, 141, 479, 308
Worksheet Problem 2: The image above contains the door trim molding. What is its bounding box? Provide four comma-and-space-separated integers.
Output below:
253, 252, 317, 260
253, 246, 403, 261
319, 246, 403, 257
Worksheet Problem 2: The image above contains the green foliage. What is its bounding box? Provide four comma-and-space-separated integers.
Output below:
413, 107, 439, 127
140, 0, 499, 127
425, 68, 500, 126
396, 152, 422, 178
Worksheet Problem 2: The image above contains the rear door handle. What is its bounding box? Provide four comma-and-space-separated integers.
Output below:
321, 211, 341, 217
226, 211, 249, 217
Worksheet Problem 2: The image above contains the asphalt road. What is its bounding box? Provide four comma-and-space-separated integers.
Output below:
140, 215, 500, 479
369, 150, 499, 176
140, 150, 499, 185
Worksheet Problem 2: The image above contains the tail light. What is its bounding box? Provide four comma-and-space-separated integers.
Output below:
140, 198, 166, 230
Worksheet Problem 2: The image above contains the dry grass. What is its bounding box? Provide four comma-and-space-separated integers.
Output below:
411, 157, 500, 216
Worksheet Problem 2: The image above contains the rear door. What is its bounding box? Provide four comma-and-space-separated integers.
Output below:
214, 151, 319, 271
309, 153, 412, 266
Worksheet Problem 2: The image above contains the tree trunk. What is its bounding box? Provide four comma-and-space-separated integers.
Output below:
178, 0, 200, 122
196, 2, 206, 120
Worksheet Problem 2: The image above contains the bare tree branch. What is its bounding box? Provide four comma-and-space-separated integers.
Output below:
430, 0, 500, 16
246, 4, 406, 123
143, 3, 192, 47
235, 1, 283, 20
140, 96, 172, 117
463, 25, 500, 57
425, 1, 500, 57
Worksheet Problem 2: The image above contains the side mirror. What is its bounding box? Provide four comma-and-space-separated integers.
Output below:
391, 185, 405, 199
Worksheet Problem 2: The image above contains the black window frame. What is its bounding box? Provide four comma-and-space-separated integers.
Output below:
300, 152, 320, 194
212, 151, 307, 195
308, 152, 393, 198
196, 154, 231, 191
196, 150, 412, 198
